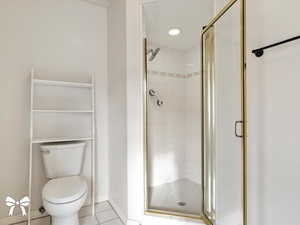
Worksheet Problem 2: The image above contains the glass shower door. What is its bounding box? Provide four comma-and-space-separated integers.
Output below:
202, 0, 247, 225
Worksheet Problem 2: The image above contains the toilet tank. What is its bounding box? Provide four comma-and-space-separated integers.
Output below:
40, 141, 86, 179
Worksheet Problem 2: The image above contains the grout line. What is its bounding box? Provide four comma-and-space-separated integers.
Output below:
10, 215, 50, 225
10, 202, 112, 225
79, 215, 100, 225
94, 202, 122, 225
95, 214, 101, 224
147, 70, 201, 79
95, 212, 119, 225
101, 218, 122, 225
80, 201, 113, 218
96, 207, 114, 213
107, 202, 124, 225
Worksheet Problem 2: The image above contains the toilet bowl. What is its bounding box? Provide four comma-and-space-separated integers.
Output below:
40, 141, 88, 225
42, 176, 88, 225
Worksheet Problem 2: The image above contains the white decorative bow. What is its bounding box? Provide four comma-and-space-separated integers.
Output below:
5, 196, 30, 216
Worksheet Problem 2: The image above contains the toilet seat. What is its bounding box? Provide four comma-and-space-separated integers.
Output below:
42, 176, 87, 204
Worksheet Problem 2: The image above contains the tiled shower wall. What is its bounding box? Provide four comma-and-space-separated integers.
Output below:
147, 45, 202, 187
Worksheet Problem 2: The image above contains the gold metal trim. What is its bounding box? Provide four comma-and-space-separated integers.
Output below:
202, 26, 216, 223
241, 0, 248, 224
144, 38, 149, 212
202, 0, 239, 34
145, 209, 213, 225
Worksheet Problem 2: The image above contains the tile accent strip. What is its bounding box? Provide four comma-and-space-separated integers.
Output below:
147, 70, 200, 79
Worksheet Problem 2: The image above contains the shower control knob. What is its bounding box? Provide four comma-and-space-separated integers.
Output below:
149, 89, 156, 96
157, 100, 163, 106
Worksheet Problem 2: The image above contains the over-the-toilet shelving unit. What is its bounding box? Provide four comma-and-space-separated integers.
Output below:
28, 69, 96, 225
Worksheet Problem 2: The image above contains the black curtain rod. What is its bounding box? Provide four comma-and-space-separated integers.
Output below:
252, 35, 300, 57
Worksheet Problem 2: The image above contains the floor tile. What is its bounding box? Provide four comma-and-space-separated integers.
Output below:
80, 201, 112, 218
13, 201, 117, 225
102, 218, 123, 225
95, 209, 118, 224
79, 215, 99, 225
13, 222, 27, 225
30, 216, 51, 225
95, 201, 112, 212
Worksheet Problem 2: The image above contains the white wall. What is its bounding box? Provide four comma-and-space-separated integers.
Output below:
126, 0, 145, 224
247, 1, 300, 225
0, 0, 108, 218
107, 0, 128, 222
184, 47, 202, 184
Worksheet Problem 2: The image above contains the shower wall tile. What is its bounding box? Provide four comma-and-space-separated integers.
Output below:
148, 44, 186, 74
147, 46, 202, 187
148, 75, 187, 186
185, 75, 202, 184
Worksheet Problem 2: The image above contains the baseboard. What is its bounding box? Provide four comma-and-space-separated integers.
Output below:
109, 200, 127, 224
96, 195, 108, 203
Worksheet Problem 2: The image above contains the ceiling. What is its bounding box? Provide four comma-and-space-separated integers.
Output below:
143, 0, 214, 51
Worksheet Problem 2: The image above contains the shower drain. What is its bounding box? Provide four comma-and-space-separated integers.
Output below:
176, 201, 187, 207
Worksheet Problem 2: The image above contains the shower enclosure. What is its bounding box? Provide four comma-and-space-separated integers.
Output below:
145, 42, 203, 217
143, 0, 247, 225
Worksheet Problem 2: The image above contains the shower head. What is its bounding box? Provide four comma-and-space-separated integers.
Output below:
147, 48, 160, 61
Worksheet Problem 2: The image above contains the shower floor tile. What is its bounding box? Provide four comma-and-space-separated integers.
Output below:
149, 178, 202, 215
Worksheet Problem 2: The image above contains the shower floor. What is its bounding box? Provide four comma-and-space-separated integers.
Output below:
148, 178, 202, 215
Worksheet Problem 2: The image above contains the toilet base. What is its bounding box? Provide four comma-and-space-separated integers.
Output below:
52, 214, 79, 225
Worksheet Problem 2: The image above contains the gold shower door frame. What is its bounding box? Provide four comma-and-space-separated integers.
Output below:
143, 0, 247, 224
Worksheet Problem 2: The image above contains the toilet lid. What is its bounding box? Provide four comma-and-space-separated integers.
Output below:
42, 176, 88, 204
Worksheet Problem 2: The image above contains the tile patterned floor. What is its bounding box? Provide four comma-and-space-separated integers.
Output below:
14, 201, 123, 225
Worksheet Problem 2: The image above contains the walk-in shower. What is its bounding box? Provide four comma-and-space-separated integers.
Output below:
143, 0, 214, 220
143, 0, 247, 224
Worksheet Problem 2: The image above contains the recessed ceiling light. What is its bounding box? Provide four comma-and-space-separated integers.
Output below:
168, 28, 181, 36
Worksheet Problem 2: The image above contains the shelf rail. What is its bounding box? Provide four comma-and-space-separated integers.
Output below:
28, 70, 96, 224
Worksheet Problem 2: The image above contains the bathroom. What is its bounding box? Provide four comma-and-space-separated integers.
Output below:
0, 0, 299, 225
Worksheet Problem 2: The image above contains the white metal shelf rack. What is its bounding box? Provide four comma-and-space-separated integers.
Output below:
28, 69, 96, 225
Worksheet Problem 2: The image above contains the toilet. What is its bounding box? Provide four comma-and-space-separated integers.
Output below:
40, 141, 88, 225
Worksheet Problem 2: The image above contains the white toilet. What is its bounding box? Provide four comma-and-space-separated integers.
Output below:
40, 141, 88, 225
